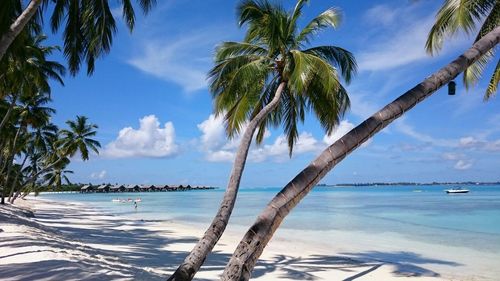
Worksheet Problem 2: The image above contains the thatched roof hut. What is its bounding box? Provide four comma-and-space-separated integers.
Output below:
97, 184, 110, 192
80, 185, 92, 193
125, 184, 140, 192
109, 184, 125, 192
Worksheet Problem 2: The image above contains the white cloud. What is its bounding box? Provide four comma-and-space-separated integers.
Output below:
104, 115, 179, 158
323, 120, 355, 144
250, 132, 320, 163
358, 2, 468, 72
454, 159, 473, 170
394, 118, 456, 147
364, 5, 398, 26
196, 115, 368, 163
197, 114, 227, 151
442, 152, 474, 170
357, 17, 434, 72
128, 35, 208, 92
442, 152, 464, 161
90, 170, 107, 179
459, 136, 500, 152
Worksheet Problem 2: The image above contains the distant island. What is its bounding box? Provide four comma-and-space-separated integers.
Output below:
317, 181, 500, 187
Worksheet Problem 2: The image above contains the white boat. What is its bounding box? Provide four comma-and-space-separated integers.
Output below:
446, 187, 469, 194
111, 199, 121, 202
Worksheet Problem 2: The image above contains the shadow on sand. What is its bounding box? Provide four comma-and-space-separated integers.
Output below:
0, 202, 462, 280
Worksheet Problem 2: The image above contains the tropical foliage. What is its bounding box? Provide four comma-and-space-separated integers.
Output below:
0, 0, 157, 75
168, 1, 357, 280
0, 34, 100, 204
210, 0, 356, 154
426, 0, 499, 99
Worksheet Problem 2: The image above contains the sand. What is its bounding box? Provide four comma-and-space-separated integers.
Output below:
0, 197, 488, 280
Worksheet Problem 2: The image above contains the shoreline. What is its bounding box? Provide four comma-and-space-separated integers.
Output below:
0, 197, 496, 280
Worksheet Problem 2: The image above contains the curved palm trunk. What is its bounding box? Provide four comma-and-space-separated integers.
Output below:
0, 0, 42, 61
221, 27, 500, 281
168, 82, 286, 281
0, 93, 19, 133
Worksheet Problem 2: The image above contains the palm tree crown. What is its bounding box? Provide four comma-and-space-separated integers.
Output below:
59, 115, 100, 161
426, 0, 499, 99
209, 0, 357, 155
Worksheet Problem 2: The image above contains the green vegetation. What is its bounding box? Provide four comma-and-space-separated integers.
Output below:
426, 0, 499, 99
169, 0, 357, 279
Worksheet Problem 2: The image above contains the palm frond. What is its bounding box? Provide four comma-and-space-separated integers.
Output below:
297, 8, 341, 45
463, 50, 494, 89
485, 58, 499, 100
304, 46, 357, 83
426, 0, 496, 55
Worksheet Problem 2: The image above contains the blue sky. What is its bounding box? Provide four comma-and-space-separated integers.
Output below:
42, 0, 499, 187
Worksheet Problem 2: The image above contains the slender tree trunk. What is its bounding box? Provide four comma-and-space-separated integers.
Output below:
0, 93, 18, 133
7, 153, 28, 203
3, 125, 23, 201
221, 27, 500, 281
19, 156, 65, 189
0, 0, 42, 61
168, 82, 287, 281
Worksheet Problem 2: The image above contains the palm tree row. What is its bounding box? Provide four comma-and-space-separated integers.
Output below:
0, 33, 101, 204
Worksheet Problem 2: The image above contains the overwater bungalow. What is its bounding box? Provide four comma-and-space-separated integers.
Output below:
125, 184, 140, 192
80, 185, 93, 193
109, 184, 125, 192
159, 184, 173, 191
139, 184, 152, 192
167, 185, 179, 191
97, 184, 110, 193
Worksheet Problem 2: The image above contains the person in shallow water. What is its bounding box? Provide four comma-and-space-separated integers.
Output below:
134, 201, 137, 210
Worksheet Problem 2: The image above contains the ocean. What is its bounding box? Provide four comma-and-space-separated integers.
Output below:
39, 184, 500, 254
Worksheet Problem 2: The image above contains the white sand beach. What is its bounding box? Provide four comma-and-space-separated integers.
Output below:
0, 197, 496, 281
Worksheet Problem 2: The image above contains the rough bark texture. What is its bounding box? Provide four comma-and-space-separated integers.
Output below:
0, 0, 41, 61
221, 27, 500, 281
167, 82, 287, 281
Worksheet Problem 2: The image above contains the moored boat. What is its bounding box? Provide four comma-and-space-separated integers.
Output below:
446, 187, 469, 194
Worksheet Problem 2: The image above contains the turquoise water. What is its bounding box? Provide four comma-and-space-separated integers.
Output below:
40, 185, 500, 253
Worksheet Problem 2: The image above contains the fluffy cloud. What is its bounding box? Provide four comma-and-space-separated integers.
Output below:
323, 120, 355, 144
90, 170, 107, 179
197, 115, 364, 163
250, 132, 320, 163
442, 152, 474, 170
459, 136, 500, 152
104, 115, 179, 158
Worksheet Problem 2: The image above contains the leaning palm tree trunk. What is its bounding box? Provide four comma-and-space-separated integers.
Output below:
7, 154, 28, 203
221, 27, 500, 281
168, 82, 286, 281
0, 0, 42, 60
0, 93, 19, 133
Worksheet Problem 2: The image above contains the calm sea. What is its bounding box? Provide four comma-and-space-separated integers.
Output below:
39, 185, 500, 254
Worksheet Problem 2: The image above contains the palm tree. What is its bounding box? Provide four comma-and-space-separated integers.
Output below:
168, 1, 356, 280
221, 26, 500, 281
6, 123, 58, 202
2, 92, 54, 202
0, 0, 157, 75
0, 34, 64, 133
58, 115, 101, 160
43, 157, 73, 189
426, 0, 499, 99
9, 116, 100, 203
